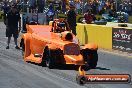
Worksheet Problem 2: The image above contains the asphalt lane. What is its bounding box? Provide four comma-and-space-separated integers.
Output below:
0, 22, 132, 88
89, 51, 132, 88
0, 55, 86, 88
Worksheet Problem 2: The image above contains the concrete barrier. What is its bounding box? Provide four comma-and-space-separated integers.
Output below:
76, 23, 87, 45
76, 23, 113, 49
84, 24, 112, 49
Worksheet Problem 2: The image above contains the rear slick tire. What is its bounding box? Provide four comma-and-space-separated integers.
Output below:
88, 50, 98, 69
83, 49, 98, 69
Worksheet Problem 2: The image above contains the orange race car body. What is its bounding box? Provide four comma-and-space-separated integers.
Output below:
20, 20, 98, 69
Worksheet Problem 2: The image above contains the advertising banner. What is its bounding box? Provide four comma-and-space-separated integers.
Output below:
112, 28, 132, 53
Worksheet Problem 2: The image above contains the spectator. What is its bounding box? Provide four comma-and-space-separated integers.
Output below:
28, 0, 36, 13
37, 0, 45, 13
46, 4, 55, 24
84, 9, 96, 24
91, 1, 98, 15
84, 2, 91, 13
5, 4, 21, 49
98, 1, 103, 14
69, 0, 75, 6
2, 2, 10, 25
123, 12, 129, 23
75, 1, 81, 14
62, 0, 66, 13
67, 4, 77, 35
128, 2, 132, 15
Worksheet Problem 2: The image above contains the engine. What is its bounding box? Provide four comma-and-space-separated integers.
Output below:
52, 19, 70, 32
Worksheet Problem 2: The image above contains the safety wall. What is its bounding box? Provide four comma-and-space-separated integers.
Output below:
76, 24, 112, 49
76, 23, 86, 45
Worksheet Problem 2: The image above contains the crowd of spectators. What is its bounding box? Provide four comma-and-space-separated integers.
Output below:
0, 0, 131, 24
1, 0, 131, 16
69, 0, 132, 16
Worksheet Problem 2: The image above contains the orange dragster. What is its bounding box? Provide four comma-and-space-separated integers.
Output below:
20, 19, 98, 69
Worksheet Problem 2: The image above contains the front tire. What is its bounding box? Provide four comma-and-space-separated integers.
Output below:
45, 49, 55, 69
83, 49, 98, 69
88, 51, 98, 69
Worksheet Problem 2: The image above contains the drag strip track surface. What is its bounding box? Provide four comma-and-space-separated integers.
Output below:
0, 22, 132, 88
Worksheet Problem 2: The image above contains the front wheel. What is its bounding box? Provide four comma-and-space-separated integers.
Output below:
45, 49, 55, 69
88, 51, 98, 69
83, 49, 98, 69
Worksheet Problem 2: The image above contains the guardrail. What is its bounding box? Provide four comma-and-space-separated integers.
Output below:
76, 23, 112, 49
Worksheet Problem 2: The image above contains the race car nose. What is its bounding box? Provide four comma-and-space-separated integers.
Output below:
64, 54, 84, 65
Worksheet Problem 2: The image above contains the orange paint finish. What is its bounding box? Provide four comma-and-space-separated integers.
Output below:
21, 33, 31, 59
64, 55, 84, 65
20, 23, 98, 66
82, 43, 98, 50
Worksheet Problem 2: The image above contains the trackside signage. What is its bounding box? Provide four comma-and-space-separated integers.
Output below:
112, 28, 132, 53
76, 74, 131, 85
